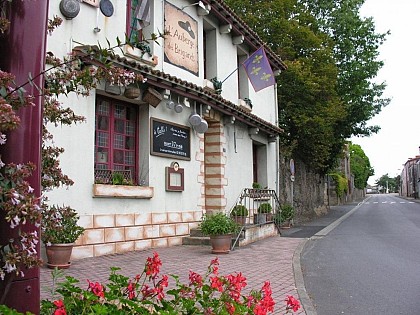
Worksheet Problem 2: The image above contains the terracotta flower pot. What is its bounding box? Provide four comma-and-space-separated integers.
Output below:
209, 234, 232, 254
46, 243, 74, 269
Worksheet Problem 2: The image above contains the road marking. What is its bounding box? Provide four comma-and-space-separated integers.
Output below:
381, 201, 387, 203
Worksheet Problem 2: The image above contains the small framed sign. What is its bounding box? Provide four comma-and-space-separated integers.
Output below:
166, 162, 184, 191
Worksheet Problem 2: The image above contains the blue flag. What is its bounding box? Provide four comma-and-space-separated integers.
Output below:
242, 47, 275, 92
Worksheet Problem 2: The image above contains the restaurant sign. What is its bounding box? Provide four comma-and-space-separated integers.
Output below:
164, 1, 199, 76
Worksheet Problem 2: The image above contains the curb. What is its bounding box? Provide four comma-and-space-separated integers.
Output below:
292, 198, 368, 315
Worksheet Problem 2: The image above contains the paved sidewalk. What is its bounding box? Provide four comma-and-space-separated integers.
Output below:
40, 201, 365, 314
40, 236, 307, 315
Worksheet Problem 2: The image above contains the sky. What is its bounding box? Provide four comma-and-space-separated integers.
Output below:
351, 0, 420, 185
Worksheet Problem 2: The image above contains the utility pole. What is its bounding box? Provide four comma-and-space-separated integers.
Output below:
0, 1, 49, 313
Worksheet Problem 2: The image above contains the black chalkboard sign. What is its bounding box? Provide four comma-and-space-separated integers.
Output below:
150, 118, 191, 160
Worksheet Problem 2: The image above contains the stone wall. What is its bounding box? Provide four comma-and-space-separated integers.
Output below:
279, 157, 327, 223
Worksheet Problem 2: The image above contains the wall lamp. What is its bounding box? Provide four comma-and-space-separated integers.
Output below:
181, 1, 211, 15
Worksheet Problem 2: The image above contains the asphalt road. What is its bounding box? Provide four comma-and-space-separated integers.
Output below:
301, 194, 420, 315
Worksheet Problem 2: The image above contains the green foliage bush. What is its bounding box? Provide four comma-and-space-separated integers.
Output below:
258, 203, 272, 214
200, 212, 238, 236
280, 204, 294, 222
231, 205, 249, 216
330, 173, 348, 197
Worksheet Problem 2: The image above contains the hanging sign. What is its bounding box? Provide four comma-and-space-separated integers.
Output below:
151, 118, 191, 160
164, 1, 199, 76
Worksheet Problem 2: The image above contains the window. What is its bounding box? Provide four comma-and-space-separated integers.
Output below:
237, 47, 249, 100
203, 20, 217, 80
127, 0, 143, 44
127, 0, 153, 45
95, 97, 138, 184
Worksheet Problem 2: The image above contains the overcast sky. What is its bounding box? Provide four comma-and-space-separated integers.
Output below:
351, 0, 420, 185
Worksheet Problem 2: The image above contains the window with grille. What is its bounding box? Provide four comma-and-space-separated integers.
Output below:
95, 97, 138, 184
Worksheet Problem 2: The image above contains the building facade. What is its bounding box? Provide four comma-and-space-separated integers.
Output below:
400, 156, 420, 198
46, 0, 286, 260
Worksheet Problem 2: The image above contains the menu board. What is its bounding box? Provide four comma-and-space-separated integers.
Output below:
150, 118, 191, 160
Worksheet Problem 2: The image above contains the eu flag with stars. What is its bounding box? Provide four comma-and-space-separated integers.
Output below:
242, 47, 275, 92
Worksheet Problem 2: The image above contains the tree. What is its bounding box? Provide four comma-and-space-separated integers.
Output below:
349, 143, 373, 189
224, 0, 388, 174
224, 0, 347, 173
376, 173, 397, 193
298, 0, 391, 138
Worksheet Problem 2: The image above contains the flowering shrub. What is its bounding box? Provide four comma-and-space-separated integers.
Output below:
41, 205, 84, 245
36, 252, 300, 315
0, 71, 43, 281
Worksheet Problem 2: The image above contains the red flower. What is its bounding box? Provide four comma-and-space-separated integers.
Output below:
210, 276, 224, 292
285, 295, 301, 312
53, 300, 65, 308
227, 272, 247, 292
225, 302, 235, 315
53, 300, 66, 315
210, 257, 219, 275
153, 274, 169, 300
127, 281, 136, 300
145, 252, 161, 279
141, 284, 154, 299
189, 271, 203, 287
87, 280, 105, 298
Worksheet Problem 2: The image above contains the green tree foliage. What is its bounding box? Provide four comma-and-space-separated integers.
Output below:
301, 0, 391, 138
224, 0, 388, 174
349, 143, 374, 189
376, 173, 398, 193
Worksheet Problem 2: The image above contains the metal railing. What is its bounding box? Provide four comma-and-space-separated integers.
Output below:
229, 188, 282, 250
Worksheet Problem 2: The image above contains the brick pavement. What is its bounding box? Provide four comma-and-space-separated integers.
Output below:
40, 236, 306, 315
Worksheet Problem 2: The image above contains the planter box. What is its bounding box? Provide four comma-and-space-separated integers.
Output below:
93, 184, 154, 199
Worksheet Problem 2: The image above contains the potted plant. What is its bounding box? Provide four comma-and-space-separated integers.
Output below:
41, 205, 85, 269
255, 202, 272, 224
230, 204, 249, 225
280, 204, 295, 228
199, 212, 238, 254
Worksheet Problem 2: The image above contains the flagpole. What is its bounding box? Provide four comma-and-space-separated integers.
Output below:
221, 65, 240, 84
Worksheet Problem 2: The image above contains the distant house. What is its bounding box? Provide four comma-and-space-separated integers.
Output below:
46, 0, 286, 260
400, 156, 420, 198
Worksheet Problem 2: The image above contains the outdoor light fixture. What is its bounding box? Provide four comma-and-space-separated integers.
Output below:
181, 1, 211, 15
